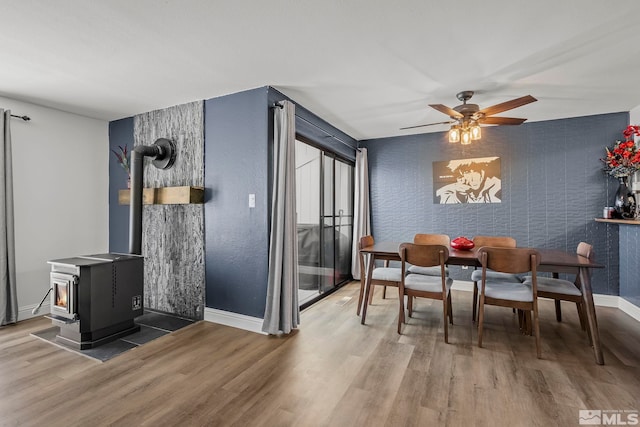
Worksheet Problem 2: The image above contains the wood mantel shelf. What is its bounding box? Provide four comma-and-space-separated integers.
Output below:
118, 186, 204, 205
595, 218, 640, 225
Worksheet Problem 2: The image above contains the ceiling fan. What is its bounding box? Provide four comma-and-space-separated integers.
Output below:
402, 91, 537, 144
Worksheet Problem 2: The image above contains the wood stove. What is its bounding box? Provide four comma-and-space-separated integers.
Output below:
37, 138, 176, 350
47, 254, 144, 349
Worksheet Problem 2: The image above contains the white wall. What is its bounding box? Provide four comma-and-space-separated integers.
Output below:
631, 105, 640, 124
630, 106, 640, 192
1, 97, 109, 321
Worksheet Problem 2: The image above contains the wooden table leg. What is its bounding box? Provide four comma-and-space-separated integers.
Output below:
579, 267, 604, 365
361, 253, 375, 325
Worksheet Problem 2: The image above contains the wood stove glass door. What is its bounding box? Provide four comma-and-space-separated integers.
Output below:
51, 273, 76, 317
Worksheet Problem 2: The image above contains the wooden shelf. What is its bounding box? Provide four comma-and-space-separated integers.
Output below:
118, 186, 204, 205
594, 218, 640, 225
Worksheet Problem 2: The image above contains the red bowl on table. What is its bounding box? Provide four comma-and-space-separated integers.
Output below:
451, 236, 475, 251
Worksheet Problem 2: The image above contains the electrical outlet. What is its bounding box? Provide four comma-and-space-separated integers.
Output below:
249, 194, 255, 208
461, 265, 468, 270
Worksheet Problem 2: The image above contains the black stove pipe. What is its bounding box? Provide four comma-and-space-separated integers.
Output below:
128, 138, 176, 255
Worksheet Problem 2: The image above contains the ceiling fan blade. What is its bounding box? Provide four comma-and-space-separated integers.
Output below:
481, 116, 528, 125
400, 120, 454, 130
478, 95, 537, 117
429, 104, 464, 119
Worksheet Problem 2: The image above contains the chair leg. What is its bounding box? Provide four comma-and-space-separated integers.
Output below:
368, 285, 375, 304
408, 295, 414, 317
524, 311, 532, 336
554, 300, 562, 322
472, 281, 478, 323
397, 288, 405, 334
478, 295, 485, 348
357, 279, 365, 316
533, 307, 541, 359
517, 309, 524, 330
443, 300, 449, 344
448, 293, 453, 324
518, 310, 531, 335
382, 260, 389, 299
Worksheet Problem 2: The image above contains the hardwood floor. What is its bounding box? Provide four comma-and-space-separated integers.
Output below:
1, 281, 639, 426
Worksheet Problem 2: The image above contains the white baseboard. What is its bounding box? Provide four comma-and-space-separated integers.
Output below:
203, 307, 266, 335
592, 294, 620, 308
618, 297, 640, 322
18, 303, 50, 322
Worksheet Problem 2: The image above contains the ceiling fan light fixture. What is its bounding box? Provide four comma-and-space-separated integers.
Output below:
416, 91, 537, 144
470, 122, 481, 140
461, 129, 472, 145
449, 125, 460, 143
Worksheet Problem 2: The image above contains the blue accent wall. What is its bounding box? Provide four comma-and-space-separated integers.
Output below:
108, 117, 134, 253
360, 112, 628, 295
203, 86, 357, 317
619, 224, 640, 307
204, 87, 271, 317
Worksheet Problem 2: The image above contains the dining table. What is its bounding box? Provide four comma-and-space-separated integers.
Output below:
359, 241, 606, 365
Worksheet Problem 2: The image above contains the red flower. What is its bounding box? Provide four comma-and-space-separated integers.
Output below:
622, 125, 640, 139
601, 125, 640, 177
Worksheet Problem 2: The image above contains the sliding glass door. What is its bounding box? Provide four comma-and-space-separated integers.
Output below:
295, 139, 354, 307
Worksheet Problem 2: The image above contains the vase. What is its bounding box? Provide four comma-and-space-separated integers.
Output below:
614, 176, 636, 219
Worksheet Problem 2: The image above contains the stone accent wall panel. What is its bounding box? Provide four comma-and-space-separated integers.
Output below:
134, 101, 204, 319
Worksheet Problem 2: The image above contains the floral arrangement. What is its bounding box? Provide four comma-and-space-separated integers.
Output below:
111, 145, 130, 177
601, 125, 640, 178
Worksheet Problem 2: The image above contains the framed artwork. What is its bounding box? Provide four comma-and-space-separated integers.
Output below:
433, 156, 501, 204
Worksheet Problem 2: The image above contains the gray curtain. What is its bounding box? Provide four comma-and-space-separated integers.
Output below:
0, 110, 17, 325
262, 101, 299, 334
351, 147, 371, 280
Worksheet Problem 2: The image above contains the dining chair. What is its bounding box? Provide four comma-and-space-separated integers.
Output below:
398, 243, 453, 342
522, 242, 593, 336
470, 235, 519, 322
476, 246, 542, 358
357, 235, 403, 319
407, 233, 451, 277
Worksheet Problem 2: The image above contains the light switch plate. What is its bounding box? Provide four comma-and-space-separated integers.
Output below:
249, 193, 255, 208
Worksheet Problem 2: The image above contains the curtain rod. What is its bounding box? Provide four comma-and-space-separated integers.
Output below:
271, 103, 359, 152
10, 114, 31, 121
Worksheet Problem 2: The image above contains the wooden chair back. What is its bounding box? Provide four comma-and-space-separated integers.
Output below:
472, 235, 516, 248
577, 242, 593, 260
413, 233, 450, 246
477, 247, 540, 275
400, 243, 449, 269
358, 235, 374, 278
359, 235, 374, 250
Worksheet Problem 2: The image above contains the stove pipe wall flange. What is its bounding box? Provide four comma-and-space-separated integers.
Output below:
129, 138, 177, 255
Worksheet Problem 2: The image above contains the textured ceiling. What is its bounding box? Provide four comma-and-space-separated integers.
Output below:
2, 1, 640, 140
